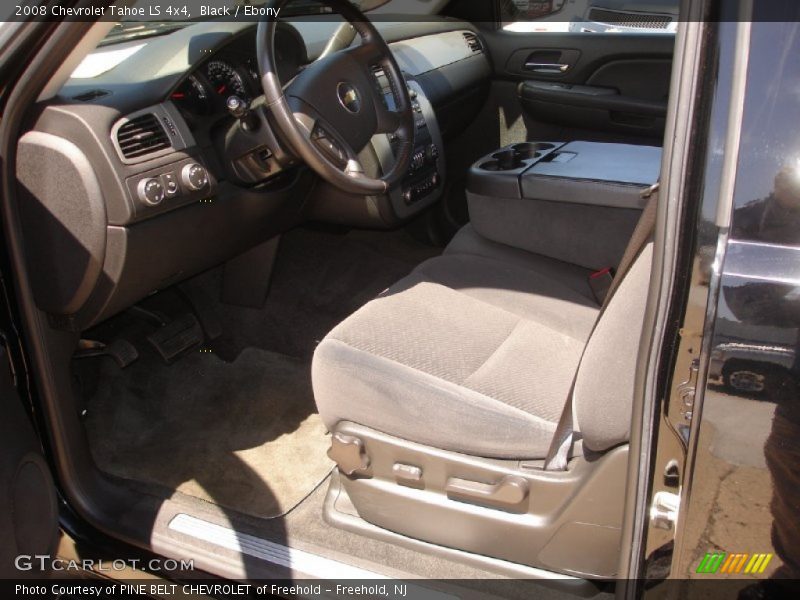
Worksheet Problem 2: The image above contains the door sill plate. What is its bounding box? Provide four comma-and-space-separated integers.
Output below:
169, 513, 386, 580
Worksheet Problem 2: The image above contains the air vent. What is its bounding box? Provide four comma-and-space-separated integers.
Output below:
463, 32, 483, 53
587, 8, 672, 29
116, 113, 171, 159
72, 89, 110, 102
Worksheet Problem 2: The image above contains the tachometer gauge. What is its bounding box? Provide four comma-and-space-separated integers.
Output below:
206, 60, 250, 101
170, 75, 212, 115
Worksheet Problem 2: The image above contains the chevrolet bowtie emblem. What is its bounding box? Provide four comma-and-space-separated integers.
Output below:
337, 82, 361, 114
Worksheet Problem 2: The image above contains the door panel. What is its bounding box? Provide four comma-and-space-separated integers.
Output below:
586, 58, 672, 100
481, 30, 674, 141
518, 76, 667, 138
483, 31, 675, 83
0, 345, 59, 577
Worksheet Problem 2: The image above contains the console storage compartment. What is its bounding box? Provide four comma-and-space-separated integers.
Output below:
466, 141, 661, 271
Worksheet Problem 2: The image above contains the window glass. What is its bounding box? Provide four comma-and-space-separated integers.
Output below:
730, 22, 800, 246
500, 0, 679, 34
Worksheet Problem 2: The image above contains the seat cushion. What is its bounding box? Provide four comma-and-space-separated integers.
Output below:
312, 240, 600, 460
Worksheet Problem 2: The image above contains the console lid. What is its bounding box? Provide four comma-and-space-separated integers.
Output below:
521, 142, 661, 209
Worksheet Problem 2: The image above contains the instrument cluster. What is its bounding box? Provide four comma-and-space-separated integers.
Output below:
170, 57, 258, 116
169, 28, 306, 119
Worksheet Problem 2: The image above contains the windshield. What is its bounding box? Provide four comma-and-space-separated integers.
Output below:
100, 0, 386, 45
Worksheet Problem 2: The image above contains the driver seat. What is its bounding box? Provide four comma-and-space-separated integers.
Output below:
311, 217, 654, 577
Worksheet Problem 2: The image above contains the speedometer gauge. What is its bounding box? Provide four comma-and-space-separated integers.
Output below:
206, 60, 250, 101
170, 74, 212, 115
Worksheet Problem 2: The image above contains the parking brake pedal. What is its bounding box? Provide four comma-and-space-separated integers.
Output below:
146, 314, 204, 363
75, 339, 138, 368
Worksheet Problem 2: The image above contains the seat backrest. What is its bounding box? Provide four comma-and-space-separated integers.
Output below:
572, 242, 654, 453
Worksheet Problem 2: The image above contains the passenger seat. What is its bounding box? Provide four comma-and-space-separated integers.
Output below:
311, 200, 655, 576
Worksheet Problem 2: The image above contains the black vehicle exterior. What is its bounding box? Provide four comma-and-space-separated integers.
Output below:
637, 8, 800, 598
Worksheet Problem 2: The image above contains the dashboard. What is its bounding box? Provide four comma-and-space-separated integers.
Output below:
17, 18, 491, 331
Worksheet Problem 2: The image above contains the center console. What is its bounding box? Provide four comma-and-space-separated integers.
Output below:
466, 141, 662, 270
372, 79, 445, 220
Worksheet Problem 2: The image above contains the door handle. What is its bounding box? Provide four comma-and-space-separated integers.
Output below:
524, 62, 570, 74
445, 475, 529, 508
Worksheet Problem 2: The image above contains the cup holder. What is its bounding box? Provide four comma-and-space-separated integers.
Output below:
487, 149, 523, 171
512, 142, 555, 158
479, 142, 556, 171
480, 160, 507, 171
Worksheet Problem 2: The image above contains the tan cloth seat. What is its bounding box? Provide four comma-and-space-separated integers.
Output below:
312, 225, 652, 460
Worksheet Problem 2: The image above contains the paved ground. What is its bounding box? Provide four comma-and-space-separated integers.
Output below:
679, 388, 781, 581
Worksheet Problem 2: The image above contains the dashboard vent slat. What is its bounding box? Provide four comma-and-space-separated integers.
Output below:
116, 113, 171, 159
462, 32, 483, 53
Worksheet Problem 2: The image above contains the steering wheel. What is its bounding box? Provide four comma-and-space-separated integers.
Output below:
256, 0, 414, 195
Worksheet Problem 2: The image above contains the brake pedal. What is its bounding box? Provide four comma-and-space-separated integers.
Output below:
146, 314, 204, 363
75, 339, 139, 368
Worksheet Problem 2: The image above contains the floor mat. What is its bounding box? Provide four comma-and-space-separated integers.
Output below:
83, 347, 332, 520
80, 226, 439, 521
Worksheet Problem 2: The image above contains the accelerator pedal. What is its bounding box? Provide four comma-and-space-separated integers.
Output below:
75, 339, 139, 368
146, 314, 204, 363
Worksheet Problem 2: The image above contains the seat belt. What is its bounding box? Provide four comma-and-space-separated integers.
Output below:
601, 184, 659, 309
544, 185, 659, 471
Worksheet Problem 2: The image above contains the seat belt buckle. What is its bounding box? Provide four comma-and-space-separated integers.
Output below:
589, 267, 614, 305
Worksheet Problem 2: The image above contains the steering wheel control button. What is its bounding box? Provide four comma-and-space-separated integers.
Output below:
161, 172, 180, 198
181, 163, 209, 191
312, 127, 346, 165
137, 178, 165, 206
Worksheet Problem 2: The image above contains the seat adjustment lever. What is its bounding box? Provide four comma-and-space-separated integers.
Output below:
328, 433, 370, 476
445, 475, 529, 508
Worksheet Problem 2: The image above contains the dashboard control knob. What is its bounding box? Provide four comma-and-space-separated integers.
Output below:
137, 178, 165, 206
181, 163, 209, 191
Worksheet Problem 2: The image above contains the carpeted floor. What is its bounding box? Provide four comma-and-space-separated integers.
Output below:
83, 346, 332, 519
79, 225, 440, 521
